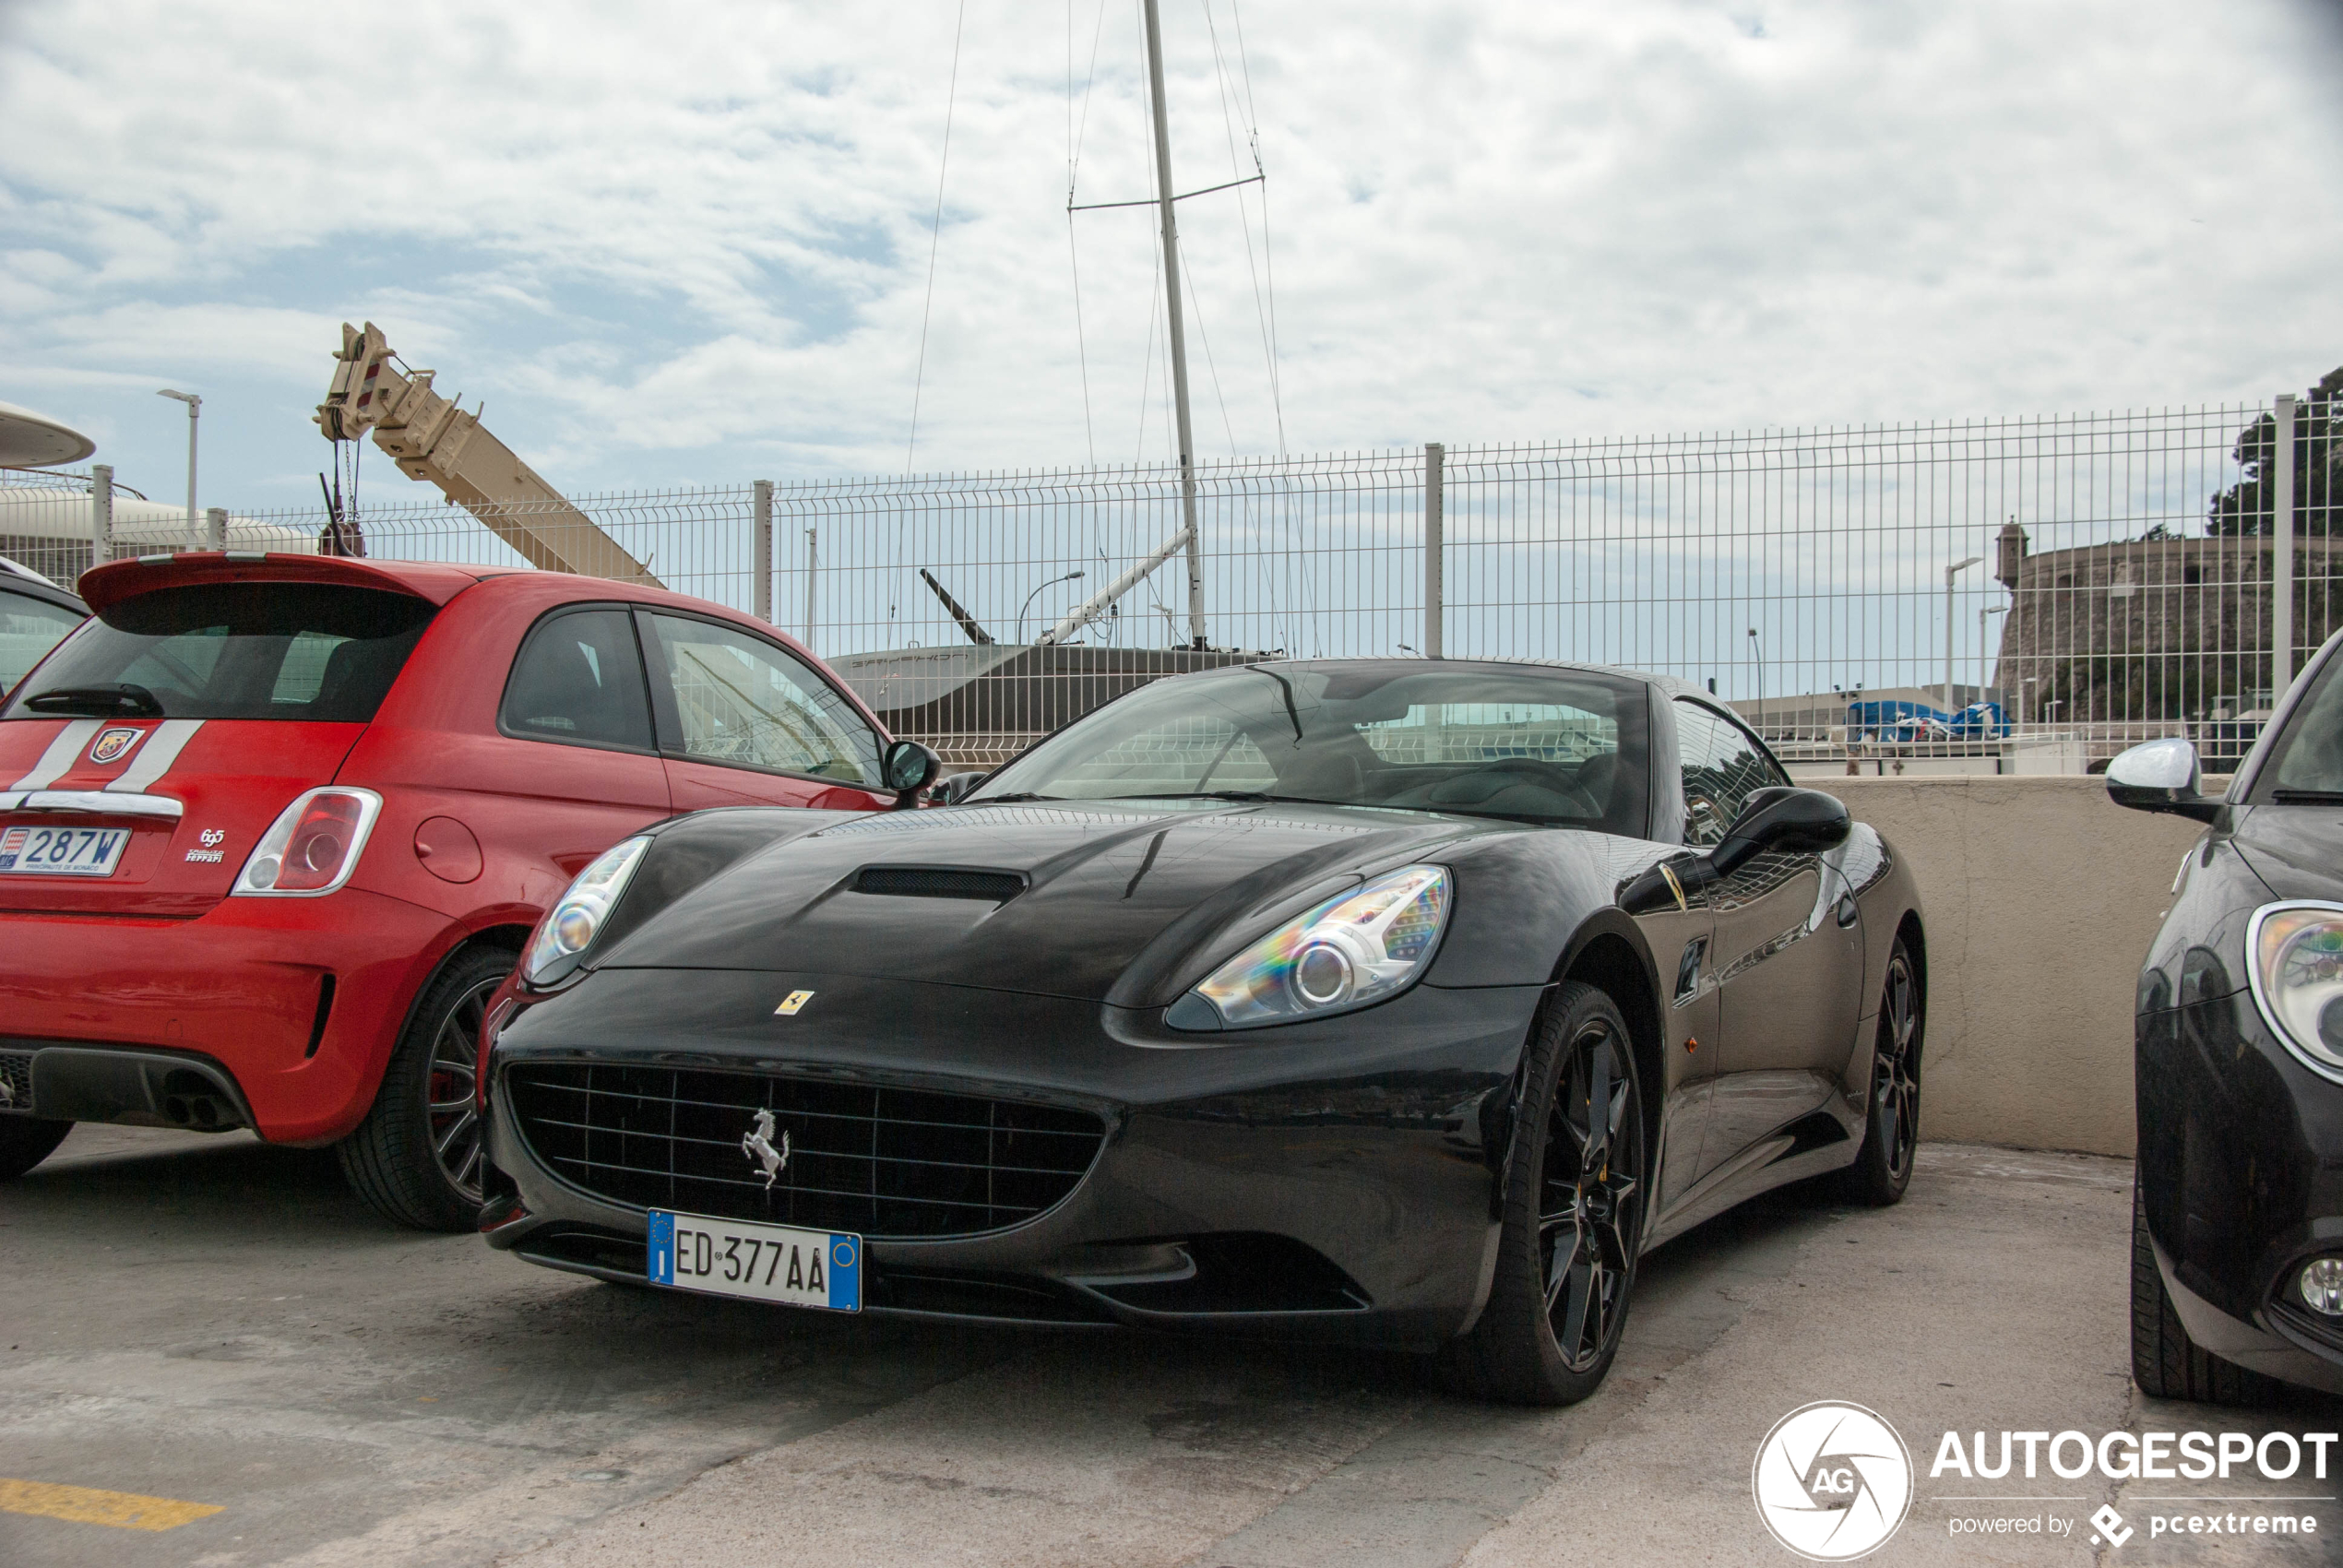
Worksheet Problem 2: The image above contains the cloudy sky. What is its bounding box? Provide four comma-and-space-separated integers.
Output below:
2, 0, 2339, 516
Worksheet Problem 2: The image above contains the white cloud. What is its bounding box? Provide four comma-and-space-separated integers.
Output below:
0, 0, 2337, 505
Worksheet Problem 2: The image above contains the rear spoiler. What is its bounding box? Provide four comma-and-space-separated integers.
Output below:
77, 552, 489, 613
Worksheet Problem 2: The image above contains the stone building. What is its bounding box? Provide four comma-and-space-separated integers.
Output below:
1992, 521, 2343, 731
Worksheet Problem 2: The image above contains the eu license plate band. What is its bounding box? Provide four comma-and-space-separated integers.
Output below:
0, 825, 132, 877
648, 1210, 861, 1313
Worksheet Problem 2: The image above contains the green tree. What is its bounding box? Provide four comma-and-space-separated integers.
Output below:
2207, 365, 2343, 537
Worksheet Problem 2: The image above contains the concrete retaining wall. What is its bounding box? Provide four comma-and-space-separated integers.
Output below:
1830, 775, 2205, 1158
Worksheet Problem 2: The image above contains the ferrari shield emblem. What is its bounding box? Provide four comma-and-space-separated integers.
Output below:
775, 990, 815, 1016
89, 726, 146, 766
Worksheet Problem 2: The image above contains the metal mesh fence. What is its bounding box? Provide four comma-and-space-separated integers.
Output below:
8, 392, 2334, 774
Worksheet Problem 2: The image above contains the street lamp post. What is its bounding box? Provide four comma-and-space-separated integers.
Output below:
157, 389, 201, 546
1980, 601, 2008, 708
1746, 627, 1764, 739
1018, 571, 1085, 644
1944, 555, 1983, 710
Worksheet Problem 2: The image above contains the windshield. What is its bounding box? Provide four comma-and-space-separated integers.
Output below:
2256, 649, 2343, 802
1, 582, 435, 723
0, 586, 85, 696
972, 661, 1649, 835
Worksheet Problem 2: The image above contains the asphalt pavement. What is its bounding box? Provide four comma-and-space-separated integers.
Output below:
3, 1128, 2337, 1565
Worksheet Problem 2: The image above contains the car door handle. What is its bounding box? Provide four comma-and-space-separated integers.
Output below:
1835, 892, 1859, 928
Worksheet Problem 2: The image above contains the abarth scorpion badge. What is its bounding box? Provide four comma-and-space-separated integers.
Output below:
742, 1108, 790, 1191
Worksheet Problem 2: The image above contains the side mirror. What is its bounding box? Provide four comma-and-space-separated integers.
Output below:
1617, 788, 1851, 914
928, 770, 981, 806
1709, 787, 1852, 876
882, 739, 941, 807
2106, 738, 2219, 822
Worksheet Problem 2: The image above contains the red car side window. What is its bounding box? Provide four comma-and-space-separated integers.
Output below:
499, 607, 656, 753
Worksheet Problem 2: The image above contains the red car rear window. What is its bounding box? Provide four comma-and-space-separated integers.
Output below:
1, 582, 435, 723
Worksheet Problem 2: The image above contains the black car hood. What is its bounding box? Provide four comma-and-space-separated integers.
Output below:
596, 800, 1500, 1006
2230, 805, 2343, 903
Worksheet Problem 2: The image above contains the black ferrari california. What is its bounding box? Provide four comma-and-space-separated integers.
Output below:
2117, 624, 2343, 1404
476, 659, 1925, 1404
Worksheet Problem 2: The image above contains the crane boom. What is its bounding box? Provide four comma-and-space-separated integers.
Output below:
315, 322, 661, 588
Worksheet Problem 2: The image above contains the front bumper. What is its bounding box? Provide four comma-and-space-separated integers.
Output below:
2136, 987, 2343, 1396
0, 890, 464, 1143
483, 968, 1548, 1350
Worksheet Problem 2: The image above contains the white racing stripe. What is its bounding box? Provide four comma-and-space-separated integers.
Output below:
107, 719, 204, 792
8, 720, 101, 790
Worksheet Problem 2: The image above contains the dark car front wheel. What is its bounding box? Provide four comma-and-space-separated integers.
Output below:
0, 1116, 73, 1181
2130, 1175, 2281, 1407
1442, 981, 1647, 1406
338, 944, 511, 1231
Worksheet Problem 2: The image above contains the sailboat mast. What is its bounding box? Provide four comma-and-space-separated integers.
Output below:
1140, 0, 1207, 649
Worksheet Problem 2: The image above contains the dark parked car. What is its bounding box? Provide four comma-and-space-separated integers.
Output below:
0, 553, 86, 698
2117, 625, 2343, 1403
477, 659, 1925, 1405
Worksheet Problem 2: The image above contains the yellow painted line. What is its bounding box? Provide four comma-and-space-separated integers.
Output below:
0, 1477, 224, 1531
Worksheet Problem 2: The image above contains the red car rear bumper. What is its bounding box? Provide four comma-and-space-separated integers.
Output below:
0, 890, 463, 1145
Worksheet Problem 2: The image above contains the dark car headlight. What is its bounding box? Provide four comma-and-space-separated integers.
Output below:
1183, 864, 1450, 1028
2248, 902, 2343, 1081
524, 836, 651, 988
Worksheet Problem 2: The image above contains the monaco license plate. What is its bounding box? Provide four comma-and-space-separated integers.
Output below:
0, 824, 132, 877
648, 1210, 861, 1313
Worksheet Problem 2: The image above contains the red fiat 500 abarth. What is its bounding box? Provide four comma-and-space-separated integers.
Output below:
0, 552, 913, 1228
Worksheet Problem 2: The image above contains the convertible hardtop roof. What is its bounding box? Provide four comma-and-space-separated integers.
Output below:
1237, 653, 1692, 701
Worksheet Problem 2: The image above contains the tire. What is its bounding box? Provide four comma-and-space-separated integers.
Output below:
0, 1117, 73, 1181
1441, 981, 1648, 1406
2130, 1174, 2282, 1406
1837, 935, 1922, 1206
337, 944, 511, 1231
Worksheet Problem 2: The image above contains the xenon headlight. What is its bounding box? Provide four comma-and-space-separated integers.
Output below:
2249, 901, 2343, 1081
524, 836, 651, 988
1185, 864, 1450, 1028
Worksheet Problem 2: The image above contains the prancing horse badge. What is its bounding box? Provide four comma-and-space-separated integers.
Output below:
774, 990, 815, 1016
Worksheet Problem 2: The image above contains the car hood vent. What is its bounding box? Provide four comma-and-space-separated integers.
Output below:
851, 865, 1026, 902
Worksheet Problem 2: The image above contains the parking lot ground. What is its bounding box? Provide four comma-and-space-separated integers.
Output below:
3, 1132, 2338, 1567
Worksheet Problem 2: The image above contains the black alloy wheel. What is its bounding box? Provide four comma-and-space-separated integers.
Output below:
1443, 982, 1647, 1405
1838, 937, 1922, 1206
339, 944, 514, 1231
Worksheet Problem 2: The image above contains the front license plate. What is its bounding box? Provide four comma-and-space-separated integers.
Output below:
648, 1210, 861, 1313
0, 824, 132, 877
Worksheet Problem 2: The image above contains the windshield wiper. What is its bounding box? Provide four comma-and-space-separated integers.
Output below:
1145, 790, 1349, 807
23, 683, 164, 718
971, 792, 1066, 804
2272, 790, 2343, 804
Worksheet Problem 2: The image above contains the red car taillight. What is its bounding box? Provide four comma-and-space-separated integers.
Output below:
233, 788, 383, 897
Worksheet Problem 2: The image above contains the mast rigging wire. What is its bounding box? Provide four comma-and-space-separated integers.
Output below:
898, 0, 969, 627
903, 0, 969, 478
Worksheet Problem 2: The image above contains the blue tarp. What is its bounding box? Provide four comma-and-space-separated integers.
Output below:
1846, 699, 2007, 741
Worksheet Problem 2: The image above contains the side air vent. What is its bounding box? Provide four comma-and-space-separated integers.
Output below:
852, 866, 1026, 902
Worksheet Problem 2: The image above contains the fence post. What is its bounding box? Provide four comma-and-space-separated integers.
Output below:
89, 464, 113, 582
1424, 442, 1444, 659
753, 480, 773, 623
205, 506, 227, 551
803, 526, 817, 649
2273, 394, 2298, 700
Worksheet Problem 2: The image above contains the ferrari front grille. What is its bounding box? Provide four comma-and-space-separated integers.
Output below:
504, 1063, 1106, 1239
